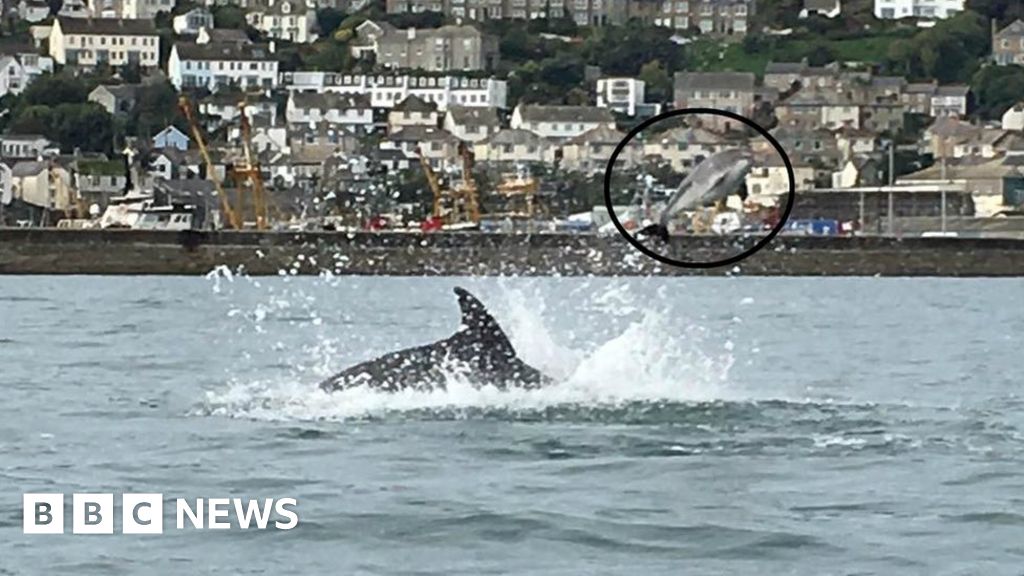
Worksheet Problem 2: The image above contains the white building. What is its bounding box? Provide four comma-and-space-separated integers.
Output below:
285, 92, 374, 133
90, 0, 176, 19
1, 134, 54, 159
174, 7, 215, 35
930, 85, 969, 118
18, 0, 50, 23
595, 77, 645, 117
48, 17, 160, 69
510, 104, 616, 141
0, 53, 54, 97
168, 42, 279, 91
123, 0, 175, 19
281, 71, 508, 111
246, 0, 318, 44
1002, 103, 1024, 131
873, 0, 963, 19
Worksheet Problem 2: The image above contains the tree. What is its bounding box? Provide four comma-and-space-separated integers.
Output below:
8, 103, 114, 154
212, 5, 247, 29
971, 65, 1024, 119
127, 81, 184, 139
19, 73, 88, 108
305, 41, 354, 73
382, 10, 444, 28
316, 7, 346, 36
883, 11, 989, 83
638, 59, 672, 103
580, 22, 685, 76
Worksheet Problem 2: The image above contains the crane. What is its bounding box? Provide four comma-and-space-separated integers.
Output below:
177, 95, 240, 230
415, 144, 480, 231
232, 100, 269, 230
416, 145, 444, 223
452, 142, 480, 224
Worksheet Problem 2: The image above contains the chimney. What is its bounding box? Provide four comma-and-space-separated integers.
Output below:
269, 40, 275, 54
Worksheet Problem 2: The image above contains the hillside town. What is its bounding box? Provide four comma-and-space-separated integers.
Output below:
0, 0, 1023, 236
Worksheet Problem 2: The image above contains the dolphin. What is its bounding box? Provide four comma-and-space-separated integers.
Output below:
639, 148, 755, 241
318, 287, 554, 393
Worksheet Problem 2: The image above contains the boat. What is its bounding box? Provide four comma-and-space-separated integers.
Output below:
97, 147, 198, 231
98, 191, 196, 230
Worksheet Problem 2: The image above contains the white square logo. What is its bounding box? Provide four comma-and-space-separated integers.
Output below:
23, 493, 64, 534
72, 493, 114, 534
122, 493, 164, 534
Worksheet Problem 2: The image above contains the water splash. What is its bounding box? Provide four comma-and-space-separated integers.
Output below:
197, 276, 737, 422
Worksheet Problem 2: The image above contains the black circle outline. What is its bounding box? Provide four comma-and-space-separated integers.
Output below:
603, 108, 796, 269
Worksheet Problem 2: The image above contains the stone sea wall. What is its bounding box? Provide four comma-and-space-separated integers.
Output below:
1, 229, 1022, 276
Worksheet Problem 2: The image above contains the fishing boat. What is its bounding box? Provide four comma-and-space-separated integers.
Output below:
98, 147, 198, 230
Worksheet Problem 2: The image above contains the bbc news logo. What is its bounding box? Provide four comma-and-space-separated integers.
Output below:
23, 494, 299, 534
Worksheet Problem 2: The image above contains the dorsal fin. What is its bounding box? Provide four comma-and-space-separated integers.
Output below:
453, 287, 517, 357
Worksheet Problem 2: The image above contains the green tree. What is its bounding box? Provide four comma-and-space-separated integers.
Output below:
638, 59, 672, 103
212, 5, 247, 29
971, 64, 1024, 119
19, 73, 88, 107
316, 7, 346, 36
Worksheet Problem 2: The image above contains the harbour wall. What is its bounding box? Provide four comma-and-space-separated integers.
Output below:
1, 228, 1023, 276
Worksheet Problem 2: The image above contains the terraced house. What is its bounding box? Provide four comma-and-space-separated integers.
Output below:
510, 104, 616, 141
48, 18, 160, 68
168, 42, 279, 91
369, 24, 499, 72
386, 0, 623, 26
652, 0, 753, 35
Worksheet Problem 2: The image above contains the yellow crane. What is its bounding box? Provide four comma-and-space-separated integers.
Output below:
452, 142, 480, 224
416, 146, 445, 222
232, 100, 269, 230
177, 95, 241, 230
415, 144, 480, 230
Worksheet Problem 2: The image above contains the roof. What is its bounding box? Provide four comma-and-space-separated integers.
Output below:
871, 76, 906, 89
996, 19, 1024, 37
934, 85, 970, 97
11, 161, 47, 176
925, 117, 979, 138
764, 61, 807, 75
379, 23, 484, 44
91, 84, 140, 100
905, 82, 937, 95
355, 20, 398, 36
483, 128, 548, 146
392, 94, 437, 113
567, 125, 627, 145
389, 126, 459, 144
803, 0, 839, 10
288, 144, 345, 165
202, 28, 250, 44
649, 125, 726, 145
289, 91, 371, 110
445, 106, 499, 128
674, 71, 756, 91
954, 128, 1013, 147
56, 17, 157, 35
904, 157, 1019, 180
174, 42, 275, 61
3, 132, 49, 141
515, 104, 614, 124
